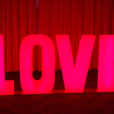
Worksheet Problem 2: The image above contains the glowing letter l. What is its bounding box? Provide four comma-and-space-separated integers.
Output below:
0, 35, 14, 95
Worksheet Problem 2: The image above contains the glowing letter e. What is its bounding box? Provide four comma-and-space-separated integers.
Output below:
20, 35, 55, 94
0, 35, 14, 95
56, 35, 95, 93
98, 35, 114, 92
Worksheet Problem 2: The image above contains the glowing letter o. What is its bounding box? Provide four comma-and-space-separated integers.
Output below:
20, 35, 55, 94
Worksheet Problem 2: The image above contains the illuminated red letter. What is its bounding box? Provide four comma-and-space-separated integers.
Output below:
20, 35, 55, 94
56, 35, 95, 92
0, 35, 14, 95
98, 35, 114, 92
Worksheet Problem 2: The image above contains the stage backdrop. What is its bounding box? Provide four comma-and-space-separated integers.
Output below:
0, 0, 114, 72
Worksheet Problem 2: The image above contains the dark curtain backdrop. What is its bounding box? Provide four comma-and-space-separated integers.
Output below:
0, 0, 114, 72
39, 0, 114, 70
0, 0, 39, 72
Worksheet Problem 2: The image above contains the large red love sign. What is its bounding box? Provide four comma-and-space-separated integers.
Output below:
0, 34, 114, 95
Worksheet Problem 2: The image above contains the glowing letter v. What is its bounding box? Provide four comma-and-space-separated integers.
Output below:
56, 35, 96, 93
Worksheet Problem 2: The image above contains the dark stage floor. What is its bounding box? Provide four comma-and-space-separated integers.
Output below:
1, 70, 114, 113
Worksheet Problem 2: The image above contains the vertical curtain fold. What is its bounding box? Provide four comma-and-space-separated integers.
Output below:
0, 0, 38, 72
38, 0, 114, 70
0, 0, 114, 72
